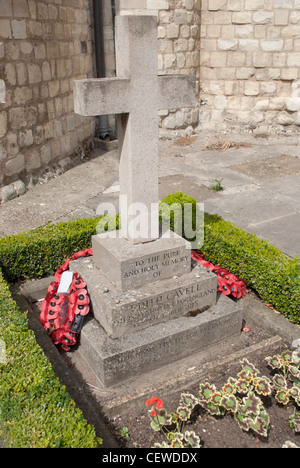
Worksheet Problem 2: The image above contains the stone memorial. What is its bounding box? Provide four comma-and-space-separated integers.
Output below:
71, 15, 243, 388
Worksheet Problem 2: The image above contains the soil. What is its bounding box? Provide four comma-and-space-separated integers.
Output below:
107, 341, 300, 449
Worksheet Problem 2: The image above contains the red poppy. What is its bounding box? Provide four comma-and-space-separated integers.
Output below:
75, 289, 90, 305
74, 304, 90, 316
54, 258, 71, 282
145, 397, 164, 409
72, 276, 87, 290
191, 250, 247, 299
217, 276, 232, 295
191, 252, 205, 262
72, 248, 93, 260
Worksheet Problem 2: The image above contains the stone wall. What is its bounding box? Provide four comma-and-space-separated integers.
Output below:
116, 0, 201, 136
200, 0, 300, 133
0, 0, 95, 200
1, 0, 299, 200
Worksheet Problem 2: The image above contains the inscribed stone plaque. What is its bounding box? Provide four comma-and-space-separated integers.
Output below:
70, 256, 217, 338
92, 230, 192, 291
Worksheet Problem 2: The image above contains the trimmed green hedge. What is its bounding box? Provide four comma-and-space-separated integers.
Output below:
0, 218, 99, 283
0, 269, 100, 448
0, 191, 299, 446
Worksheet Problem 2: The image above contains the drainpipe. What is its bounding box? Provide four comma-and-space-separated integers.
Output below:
93, 0, 111, 140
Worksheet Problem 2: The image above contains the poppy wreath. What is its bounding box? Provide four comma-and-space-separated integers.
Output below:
40, 248, 93, 351
191, 250, 247, 299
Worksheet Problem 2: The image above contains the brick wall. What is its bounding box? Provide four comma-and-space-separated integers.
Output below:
0, 0, 95, 197
200, 0, 300, 133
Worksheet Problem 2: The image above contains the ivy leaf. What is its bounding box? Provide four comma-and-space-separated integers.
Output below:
240, 358, 260, 376
234, 411, 252, 432
179, 392, 198, 409
288, 386, 300, 402
281, 350, 293, 364
170, 437, 184, 448
254, 377, 272, 396
275, 390, 290, 405
221, 394, 238, 413
266, 354, 282, 370
241, 391, 263, 415
150, 420, 161, 432
177, 406, 192, 422
167, 431, 184, 442
272, 374, 287, 390
235, 379, 249, 395
288, 365, 300, 381
149, 408, 172, 429
249, 411, 270, 438
222, 377, 236, 395
210, 391, 222, 406
198, 399, 224, 416
199, 382, 217, 400
237, 369, 253, 384
184, 430, 201, 448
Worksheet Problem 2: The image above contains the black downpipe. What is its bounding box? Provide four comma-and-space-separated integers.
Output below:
93, 0, 111, 140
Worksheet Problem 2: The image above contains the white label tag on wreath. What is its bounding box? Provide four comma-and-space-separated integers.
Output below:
57, 271, 74, 295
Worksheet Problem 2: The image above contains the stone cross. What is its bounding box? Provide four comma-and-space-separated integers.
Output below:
74, 15, 196, 244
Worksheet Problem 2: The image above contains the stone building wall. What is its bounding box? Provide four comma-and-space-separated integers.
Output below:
200, 0, 300, 133
0, 0, 95, 199
1, 0, 300, 200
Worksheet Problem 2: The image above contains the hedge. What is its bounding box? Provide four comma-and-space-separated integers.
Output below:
0, 192, 299, 446
201, 212, 300, 324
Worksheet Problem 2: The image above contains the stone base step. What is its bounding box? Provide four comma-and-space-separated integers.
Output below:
78, 293, 243, 387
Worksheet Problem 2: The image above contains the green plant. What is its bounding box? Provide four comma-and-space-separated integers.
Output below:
146, 360, 272, 446
159, 192, 204, 248
120, 427, 130, 438
146, 354, 300, 448
266, 349, 300, 432
145, 396, 201, 448
210, 178, 224, 191
197, 358, 271, 437
201, 213, 300, 324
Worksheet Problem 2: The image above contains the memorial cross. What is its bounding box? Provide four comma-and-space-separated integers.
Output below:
74, 15, 196, 244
